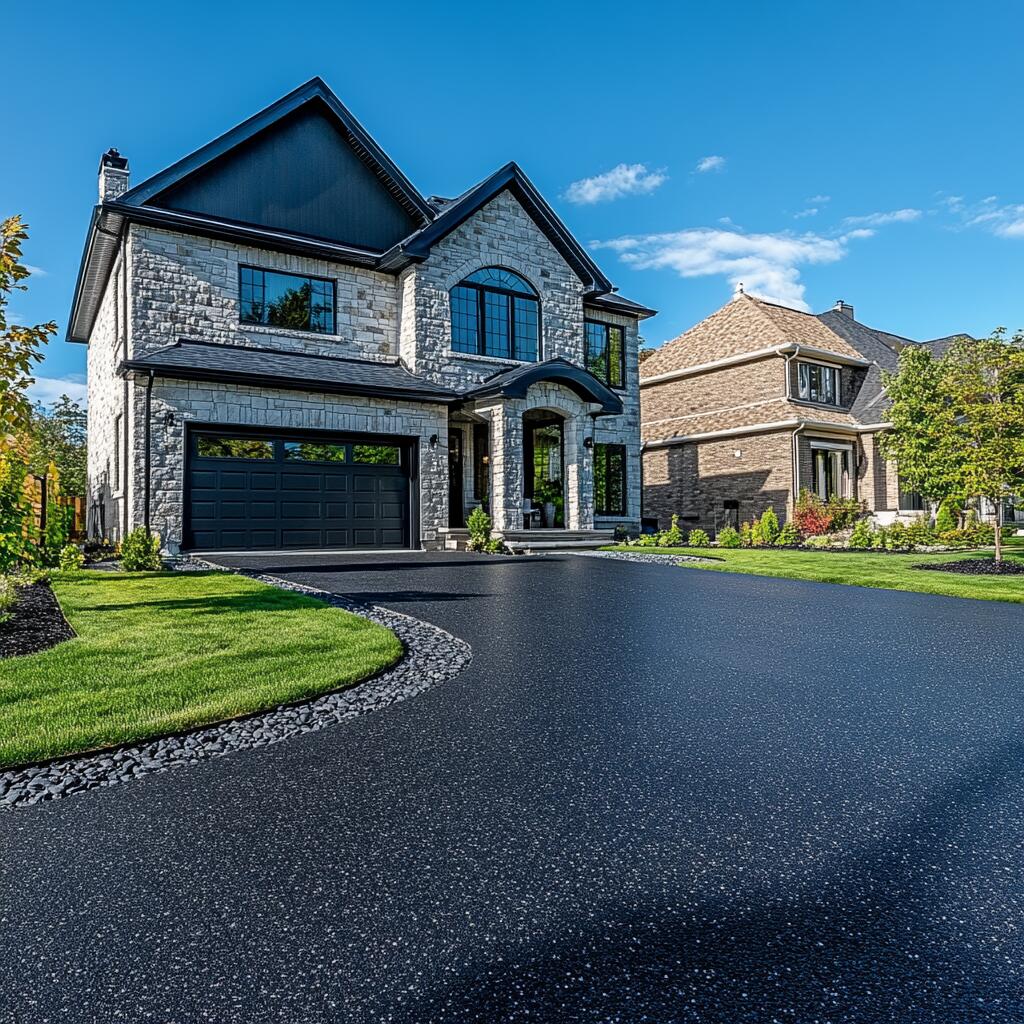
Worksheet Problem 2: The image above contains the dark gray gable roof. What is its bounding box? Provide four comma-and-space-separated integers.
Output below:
584, 291, 656, 319
463, 357, 623, 415
380, 163, 615, 295
119, 78, 433, 230
121, 340, 459, 405
920, 333, 974, 359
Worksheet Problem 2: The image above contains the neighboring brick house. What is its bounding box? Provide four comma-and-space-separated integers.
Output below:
640, 291, 970, 534
68, 78, 654, 553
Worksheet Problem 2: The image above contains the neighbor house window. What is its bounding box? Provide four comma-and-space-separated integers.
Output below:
797, 361, 840, 405
898, 478, 924, 511
594, 443, 627, 516
196, 435, 275, 460
450, 267, 539, 361
239, 266, 335, 334
585, 320, 625, 389
810, 444, 850, 500
473, 423, 490, 501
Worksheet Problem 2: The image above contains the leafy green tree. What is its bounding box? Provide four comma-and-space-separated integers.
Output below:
1, 216, 55, 447
26, 396, 87, 496
881, 332, 1024, 561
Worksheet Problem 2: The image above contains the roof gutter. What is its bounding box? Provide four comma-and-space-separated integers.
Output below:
643, 416, 865, 449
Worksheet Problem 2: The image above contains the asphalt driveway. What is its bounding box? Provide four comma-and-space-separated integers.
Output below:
2, 552, 1023, 1023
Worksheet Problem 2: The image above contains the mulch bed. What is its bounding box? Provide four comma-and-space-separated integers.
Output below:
914, 558, 1024, 576
0, 582, 76, 659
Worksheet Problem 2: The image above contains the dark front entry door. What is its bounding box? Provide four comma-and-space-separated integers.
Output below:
186, 428, 411, 551
448, 430, 465, 528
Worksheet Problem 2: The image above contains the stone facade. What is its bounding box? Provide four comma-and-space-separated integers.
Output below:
86, 191, 643, 550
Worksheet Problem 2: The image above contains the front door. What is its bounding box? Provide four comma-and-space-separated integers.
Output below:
448, 430, 465, 528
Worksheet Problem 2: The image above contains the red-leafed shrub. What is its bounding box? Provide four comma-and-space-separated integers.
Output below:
793, 489, 832, 536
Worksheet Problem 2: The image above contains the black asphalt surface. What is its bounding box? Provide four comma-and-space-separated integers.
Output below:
2, 552, 1023, 1023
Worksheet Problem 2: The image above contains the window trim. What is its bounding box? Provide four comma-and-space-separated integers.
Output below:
584, 319, 627, 391
449, 267, 541, 363
796, 359, 841, 407
238, 264, 337, 336
594, 442, 628, 516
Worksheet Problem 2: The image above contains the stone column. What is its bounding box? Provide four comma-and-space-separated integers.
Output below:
480, 399, 524, 532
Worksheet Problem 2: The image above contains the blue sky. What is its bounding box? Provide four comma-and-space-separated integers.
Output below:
6, 0, 1023, 406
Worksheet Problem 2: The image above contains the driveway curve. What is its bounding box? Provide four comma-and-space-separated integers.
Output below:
2, 552, 1023, 1023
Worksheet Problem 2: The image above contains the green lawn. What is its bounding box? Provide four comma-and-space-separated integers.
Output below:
0, 571, 403, 769
603, 545, 1024, 604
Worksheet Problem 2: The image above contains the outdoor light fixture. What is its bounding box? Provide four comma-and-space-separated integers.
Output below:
734, 449, 742, 458
583, 436, 594, 449
164, 412, 175, 430
429, 434, 439, 448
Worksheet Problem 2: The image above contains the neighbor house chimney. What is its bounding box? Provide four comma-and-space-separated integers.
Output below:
833, 299, 854, 319
98, 148, 130, 203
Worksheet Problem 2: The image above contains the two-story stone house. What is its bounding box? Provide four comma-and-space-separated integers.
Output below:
640, 291, 970, 534
69, 79, 654, 553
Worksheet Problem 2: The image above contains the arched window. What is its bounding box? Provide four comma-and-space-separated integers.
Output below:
450, 267, 540, 362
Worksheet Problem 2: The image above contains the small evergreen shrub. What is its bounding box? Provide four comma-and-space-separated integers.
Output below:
775, 521, 800, 546
871, 526, 888, 550
466, 506, 494, 552
849, 518, 873, 549
825, 496, 865, 530
935, 499, 958, 535
903, 516, 936, 548
803, 534, 832, 549
739, 522, 753, 547
886, 521, 908, 550
717, 525, 741, 548
687, 528, 710, 548
658, 513, 683, 548
119, 528, 163, 571
58, 544, 85, 573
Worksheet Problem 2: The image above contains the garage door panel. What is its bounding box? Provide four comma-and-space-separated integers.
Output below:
187, 429, 410, 551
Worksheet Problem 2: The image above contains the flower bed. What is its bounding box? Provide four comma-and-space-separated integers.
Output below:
0, 580, 75, 659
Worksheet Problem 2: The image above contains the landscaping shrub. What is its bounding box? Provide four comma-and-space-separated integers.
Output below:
0, 452, 36, 573
119, 528, 163, 571
849, 518, 873, 549
935, 499, 959, 534
633, 532, 657, 547
0, 575, 17, 615
886, 521, 908, 549
871, 526, 888, 550
687, 528, 710, 547
903, 516, 936, 548
803, 534, 832, 549
775, 521, 800, 546
825, 496, 865, 530
58, 544, 85, 573
717, 525, 741, 548
466, 506, 494, 553
793, 489, 832, 536
750, 508, 780, 547
739, 522, 753, 547
658, 513, 683, 548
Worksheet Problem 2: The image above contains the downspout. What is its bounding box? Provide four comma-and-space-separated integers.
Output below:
120, 242, 130, 538
783, 346, 803, 513
143, 370, 154, 534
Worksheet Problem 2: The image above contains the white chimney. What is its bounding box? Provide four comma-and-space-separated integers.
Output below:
98, 148, 130, 203
833, 299, 855, 319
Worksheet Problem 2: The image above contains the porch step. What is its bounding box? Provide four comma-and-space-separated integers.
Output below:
437, 527, 615, 552
503, 538, 613, 553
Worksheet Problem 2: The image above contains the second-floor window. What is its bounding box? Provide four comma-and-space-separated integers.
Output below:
797, 361, 840, 405
450, 267, 539, 361
239, 266, 335, 335
585, 320, 625, 389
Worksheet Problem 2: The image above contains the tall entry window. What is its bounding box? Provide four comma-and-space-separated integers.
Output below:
239, 267, 335, 334
450, 267, 539, 361
594, 443, 627, 516
585, 320, 625, 389
811, 444, 851, 500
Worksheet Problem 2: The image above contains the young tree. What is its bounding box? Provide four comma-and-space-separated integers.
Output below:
27, 395, 87, 496
881, 332, 1024, 561
1, 216, 55, 448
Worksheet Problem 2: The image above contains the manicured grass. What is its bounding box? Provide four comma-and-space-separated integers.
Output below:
603, 545, 1024, 604
0, 571, 403, 768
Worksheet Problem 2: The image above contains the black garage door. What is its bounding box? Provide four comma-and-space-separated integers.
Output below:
186, 428, 411, 551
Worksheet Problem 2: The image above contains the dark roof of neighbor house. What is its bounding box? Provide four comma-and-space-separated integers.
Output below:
68, 79, 652, 343
121, 340, 460, 404
463, 358, 624, 416
920, 333, 974, 358
640, 293, 866, 379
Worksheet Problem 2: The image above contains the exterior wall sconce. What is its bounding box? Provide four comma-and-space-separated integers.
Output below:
481, 454, 490, 465
734, 449, 742, 458
164, 412, 176, 430
429, 434, 439, 448
583, 436, 594, 449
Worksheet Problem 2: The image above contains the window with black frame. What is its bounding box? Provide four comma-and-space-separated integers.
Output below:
450, 268, 539, 361
239, 266, 335, 334
797, 361, 840, 405
594, 443, 627, 515
585, 320, 625, 388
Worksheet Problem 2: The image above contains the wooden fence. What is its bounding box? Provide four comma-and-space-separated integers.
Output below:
27, 475, 86, 541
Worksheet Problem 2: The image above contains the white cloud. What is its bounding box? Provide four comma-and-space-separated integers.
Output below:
695, 155, 726, 173
842, 208, 922, 227
939, 194, 1024, 238
806, 194, 831, 205
793, 207, 819, 219
564, 163, 667, 204
26, 375, 88, 407
593, 226, 866, 310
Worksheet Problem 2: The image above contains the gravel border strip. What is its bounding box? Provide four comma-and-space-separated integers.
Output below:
573, 551, 717, 566
0, 582, 76, 659
0, 558, 471, 810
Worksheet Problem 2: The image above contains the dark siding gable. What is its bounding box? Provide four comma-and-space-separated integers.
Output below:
149, 100, 419, 251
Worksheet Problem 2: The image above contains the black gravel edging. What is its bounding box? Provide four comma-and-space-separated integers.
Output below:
914, 557, 1024, 576
0, 582, 76, 659
0, 558, 471, 810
